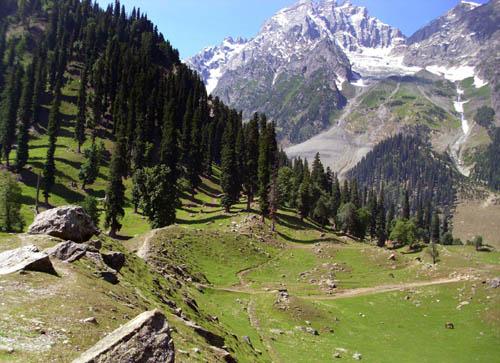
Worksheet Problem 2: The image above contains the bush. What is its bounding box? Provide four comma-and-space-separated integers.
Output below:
452, 238, 463, 246
441, 232, 454, 245
389, 219, 417, 247
81, 195, 100, 227
0, 171, 25, 232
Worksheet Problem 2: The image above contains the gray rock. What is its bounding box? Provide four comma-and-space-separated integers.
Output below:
72, 310, 174, 363
488, 277, 500, 289
0, 245, 56, 275
29, 206, 99, 243
184, 320, 225, 347
46, 241, 87, 262
353, 352, 362, 360
242, 335, 253, 347
102, 252, 125, 272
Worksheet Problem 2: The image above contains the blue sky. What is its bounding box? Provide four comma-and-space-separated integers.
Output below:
95, 0, 489, 59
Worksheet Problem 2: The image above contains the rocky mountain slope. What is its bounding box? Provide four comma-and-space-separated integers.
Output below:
188, 0, 499, 174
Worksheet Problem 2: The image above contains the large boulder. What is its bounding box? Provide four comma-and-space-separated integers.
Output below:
72, 310, 175, 363
28, 206, 98, 243
46, 241, 88, 262
0, 245, 56, 275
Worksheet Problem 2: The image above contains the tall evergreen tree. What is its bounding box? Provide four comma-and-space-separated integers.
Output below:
42, 86, 62, 204
376, 187, 387, 247
0, 64, 23, 166
257, 116, 270, 218
431, 212, 441, 243
104, 138, 126, 237
220, 120, 239, 212
243, 113, 259, 210
75, 70, 87, 153
15, 63, 35, 171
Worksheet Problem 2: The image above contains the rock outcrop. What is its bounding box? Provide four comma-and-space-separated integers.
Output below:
46, 241, 88, 262
28, 206, 99, 243
0, 245, 56, 275
72, 310, 175, 363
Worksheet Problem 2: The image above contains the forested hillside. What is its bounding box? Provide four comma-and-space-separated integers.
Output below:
0, 0, 283, 236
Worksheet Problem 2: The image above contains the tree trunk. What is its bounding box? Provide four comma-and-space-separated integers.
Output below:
35, 173, 41, 215
77, 143, 81, 154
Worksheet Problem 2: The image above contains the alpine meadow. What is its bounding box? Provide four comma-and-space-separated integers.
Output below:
0, 0, 499, 362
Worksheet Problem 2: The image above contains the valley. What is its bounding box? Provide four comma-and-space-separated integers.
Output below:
0, 0, 499, 362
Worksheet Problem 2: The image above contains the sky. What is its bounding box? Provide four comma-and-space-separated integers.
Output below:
95, 0, 489, 59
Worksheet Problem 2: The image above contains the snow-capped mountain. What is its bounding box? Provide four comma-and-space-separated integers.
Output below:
187, 0, 414, 143
186, 37, 248, 94
187, 0, 498, 162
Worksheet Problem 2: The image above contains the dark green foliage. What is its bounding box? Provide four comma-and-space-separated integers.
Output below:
390, 219, 417, 247
134, 165, 179, 228
104, 139, 126, 237
473, 127, 500, 190
220, 119, 239, 212
348, 134, 459, 216
79, 141, 105, 189
0, 171, 24, 232
431, 212, 440, 243
243, 114, 260, 209
75, 70, 87, 153
15, 63, 34, 171
474, 106, 495, 130
0, 64, 23, 166
81, 195, 100, 227
337, 202, 360, 237
42, 87, 61, 204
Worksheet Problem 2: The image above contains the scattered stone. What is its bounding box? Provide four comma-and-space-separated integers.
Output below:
46, 241, 87, 262
192, 347, 201, 354
242, 336, 253, 347
102, 252, 126, 272
388, 253, 396, 261
28, 206, 99, 243
72, 310, 174, 363
457, 301, 470, 309
86, 239, 102, 251
100, 271, 119, 285
353, 352, 362, 360
305, 327, 319, 336
80, 317, 98, 325
0, 245, 56, 275
209, 346, 236, 363
334, 352, 341, 358
487, 277, 500, 289
445, 322, 454, 329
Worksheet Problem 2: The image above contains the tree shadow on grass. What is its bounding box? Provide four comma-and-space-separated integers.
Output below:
197, 183, 220, 198
276, 231, 341, 245
176, 214, 231, 226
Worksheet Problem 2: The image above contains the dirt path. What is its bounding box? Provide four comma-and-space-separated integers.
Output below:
247, 299, 282, 363
303, 277, 464, 301
136, 228, 161, 259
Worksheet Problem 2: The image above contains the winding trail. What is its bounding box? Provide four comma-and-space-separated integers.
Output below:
302, 277, 464, 301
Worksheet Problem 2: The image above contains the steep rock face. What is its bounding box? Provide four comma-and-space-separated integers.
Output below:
73, 310, 175, 363
404, 1, 499, 69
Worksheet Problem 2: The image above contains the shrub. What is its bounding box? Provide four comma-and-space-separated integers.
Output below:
0, 171, 25, 232
81, 195, 100, 227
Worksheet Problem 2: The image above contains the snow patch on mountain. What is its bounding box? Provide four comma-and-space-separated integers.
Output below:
425, 65, 476, 82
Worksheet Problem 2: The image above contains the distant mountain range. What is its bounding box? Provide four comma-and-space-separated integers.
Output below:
187, 0, 499, 174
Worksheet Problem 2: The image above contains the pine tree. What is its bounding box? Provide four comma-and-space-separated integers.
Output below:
79, 141, 104, 189
0, 64, 23, 166
104, 138, 126, 237
220, 120, 238, 213
243, 114, 259, 210
376, 187, 387, 247
187, 106, 203, 193
258, 116, 270, 218
297, 171, 311, 221
42, 87, 61, 205
75, 70, 87, 153
402, 189, 410, 220
15, 63, 34, 171
431, 212, 441, 243
0, 170, 25, 232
